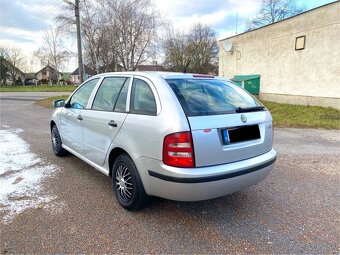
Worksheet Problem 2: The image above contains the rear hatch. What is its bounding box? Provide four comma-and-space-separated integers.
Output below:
166, 77, 273, 167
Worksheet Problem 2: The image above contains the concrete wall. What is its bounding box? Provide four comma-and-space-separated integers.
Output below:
219, 2, 340, 109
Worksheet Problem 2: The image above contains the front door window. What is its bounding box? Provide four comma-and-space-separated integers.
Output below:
70, 78, 99, 109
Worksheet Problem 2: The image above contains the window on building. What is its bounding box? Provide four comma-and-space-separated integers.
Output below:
295, 36, 306, 50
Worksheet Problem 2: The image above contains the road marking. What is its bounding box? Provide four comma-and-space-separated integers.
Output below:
0, 128, 63, 223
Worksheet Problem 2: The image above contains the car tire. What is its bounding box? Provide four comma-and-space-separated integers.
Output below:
51, 125, 68, 156
112, 153, 148, 211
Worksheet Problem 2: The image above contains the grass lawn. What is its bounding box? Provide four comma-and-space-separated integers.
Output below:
36, 95, 70, 108
262, 101, 340, 129
0, 85, 76, 92
37, 96, 340, 129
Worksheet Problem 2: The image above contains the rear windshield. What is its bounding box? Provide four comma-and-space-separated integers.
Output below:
166, 78, 263, 116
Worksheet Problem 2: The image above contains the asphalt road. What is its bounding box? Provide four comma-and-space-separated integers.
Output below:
0, 92, 339, 254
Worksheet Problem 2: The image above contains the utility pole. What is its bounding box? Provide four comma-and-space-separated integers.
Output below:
63, 0, 84, 84
75, 0, 84, 84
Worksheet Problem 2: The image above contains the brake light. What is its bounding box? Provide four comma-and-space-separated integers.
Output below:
192, 74, 215, 78
163, 132, 195, 168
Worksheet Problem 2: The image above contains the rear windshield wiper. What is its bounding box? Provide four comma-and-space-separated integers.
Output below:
236, 106, 265, 113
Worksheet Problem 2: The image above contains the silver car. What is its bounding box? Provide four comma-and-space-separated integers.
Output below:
50, 72, 276, 210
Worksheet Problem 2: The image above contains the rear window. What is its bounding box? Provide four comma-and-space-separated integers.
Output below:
166, 79, 263, 116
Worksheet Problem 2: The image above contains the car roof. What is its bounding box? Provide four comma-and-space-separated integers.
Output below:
92, 71, 229, 81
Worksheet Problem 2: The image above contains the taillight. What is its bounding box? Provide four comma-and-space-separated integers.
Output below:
163, 132, 195, 168
192, 74, 215, 78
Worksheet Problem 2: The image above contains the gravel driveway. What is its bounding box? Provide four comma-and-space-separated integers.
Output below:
0, 93, 339, 254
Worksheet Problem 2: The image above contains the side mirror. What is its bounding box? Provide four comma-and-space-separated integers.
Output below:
53, 99, 65, 108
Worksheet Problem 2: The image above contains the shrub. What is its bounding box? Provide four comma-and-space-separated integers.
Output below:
16, 76, 23, 85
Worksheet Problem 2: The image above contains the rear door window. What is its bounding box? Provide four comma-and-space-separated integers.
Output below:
166, 79, 263, 116
130, 78, 157, 115
92, 77, 130, 111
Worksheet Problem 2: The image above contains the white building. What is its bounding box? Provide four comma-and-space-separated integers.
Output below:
71, 65, 96, 84
219, 2, 340, 109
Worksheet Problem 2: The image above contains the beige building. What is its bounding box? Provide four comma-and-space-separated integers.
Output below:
36, 64, 62, 84
219, 2, 340, 109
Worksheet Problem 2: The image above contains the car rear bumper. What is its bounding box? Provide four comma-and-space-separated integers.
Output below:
137, 148, 277, 201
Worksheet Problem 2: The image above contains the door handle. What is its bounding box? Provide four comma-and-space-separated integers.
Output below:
77, 115, 83, 121
108, 120, 117, 127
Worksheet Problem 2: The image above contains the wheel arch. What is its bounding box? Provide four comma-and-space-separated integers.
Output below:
50, 120, 56, 131
108, 147, 131, 177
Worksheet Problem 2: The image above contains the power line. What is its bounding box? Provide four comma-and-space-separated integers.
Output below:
0, 0, 61, 32
0, 0, 64, 33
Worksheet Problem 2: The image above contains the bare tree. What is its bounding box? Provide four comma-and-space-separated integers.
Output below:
101, 0, 162, 71
34, 26, 69, 81
247, 0, 305, 30
163, 29, 191, 72
0, 45, 10, 60
187, 24, 218, 74
81, 0, 102, 73
163, 24, 218, 74
0, 45, 26, 84
56, 0, 162, 72
0, 46, 10, 85
56, 2, 76, 29
0, 57, 9, 86
57, 0, 118, 72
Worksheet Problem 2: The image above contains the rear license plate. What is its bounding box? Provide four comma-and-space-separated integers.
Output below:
221, 125, 260, 145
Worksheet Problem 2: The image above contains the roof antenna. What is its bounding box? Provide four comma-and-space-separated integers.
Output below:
183, 60, 191, 73
235, 12, 238, 34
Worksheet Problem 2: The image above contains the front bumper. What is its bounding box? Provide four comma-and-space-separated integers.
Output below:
136, 148, 277, 201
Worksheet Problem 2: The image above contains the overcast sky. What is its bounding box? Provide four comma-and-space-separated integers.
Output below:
0, 0, 336, 72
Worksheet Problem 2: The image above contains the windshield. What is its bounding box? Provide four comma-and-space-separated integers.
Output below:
166, 78, 263, 116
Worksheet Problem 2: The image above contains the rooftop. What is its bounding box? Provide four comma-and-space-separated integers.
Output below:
91, 71, 228, 81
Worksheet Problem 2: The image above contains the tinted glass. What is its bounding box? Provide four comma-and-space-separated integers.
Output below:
114, 79, 129, 112
166, 79, 263, 116
92, 77, 129, 111
70, 78, 99, 109
130, 79, 157, 115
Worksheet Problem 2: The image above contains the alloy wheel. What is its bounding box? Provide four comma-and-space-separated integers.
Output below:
52, 129, 60, 152
115, 163, 134, 203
